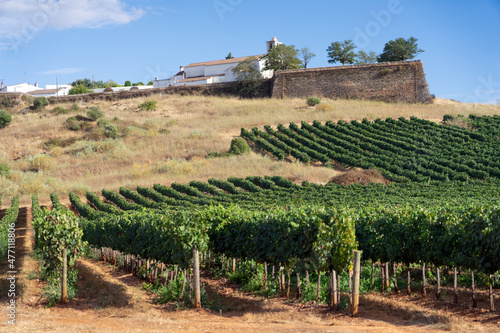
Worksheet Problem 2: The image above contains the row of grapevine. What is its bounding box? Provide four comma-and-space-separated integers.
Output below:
75, 177, 500, 214
356, 206, 500, 275
68, 192, 357, 273
0, 196, 19, 260
241, 116, 500, 182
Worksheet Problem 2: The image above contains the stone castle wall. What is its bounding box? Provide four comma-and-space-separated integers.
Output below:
271, 60, 431, 103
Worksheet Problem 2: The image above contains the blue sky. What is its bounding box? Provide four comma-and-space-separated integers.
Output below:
0, 0, 499, 104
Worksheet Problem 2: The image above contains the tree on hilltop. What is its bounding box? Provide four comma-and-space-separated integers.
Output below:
377, 36, 424, 62
355, 50, 378, 64
299, 47, 316, 69
232, 56, 264, 97
261, 44, 302, 71
327, 40, 357, 66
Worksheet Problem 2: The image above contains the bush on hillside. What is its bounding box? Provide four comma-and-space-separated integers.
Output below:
87, 106, 104, 120
33, 96, 49, 110
97, 118, 111, 127
229, 137, 251, 155
317, 103, 335, 112
30, 154, 55, 171
306, 96, 321, 107
138, 100, 158, 111
104, 124, 119, 139
443, 114, 454, 122
0, 97, 18, 109
0, 163, 10, 177
0, 110, 12, 128
51, 106, 70, 115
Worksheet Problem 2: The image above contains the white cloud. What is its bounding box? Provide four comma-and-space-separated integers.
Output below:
0, 0, 144, 49
39, 67, 85, 75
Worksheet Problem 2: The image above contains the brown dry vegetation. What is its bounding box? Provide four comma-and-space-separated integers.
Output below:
1, 94, 499, 207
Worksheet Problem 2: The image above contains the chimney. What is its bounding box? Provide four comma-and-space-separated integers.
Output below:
35, 82, 38, 87
180, 66, 184, 72
1, 82, 4, 89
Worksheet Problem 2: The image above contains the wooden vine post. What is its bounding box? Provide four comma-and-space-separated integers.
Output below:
471, 270, 477, 308
350, 250, 362, 317
422, 262, 426, 297
61, 248, 68, 303
193, 248, 201, 309
489, 275, 495, 312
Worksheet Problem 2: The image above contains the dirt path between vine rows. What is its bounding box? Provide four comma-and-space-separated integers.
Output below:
0, 208, 498, 332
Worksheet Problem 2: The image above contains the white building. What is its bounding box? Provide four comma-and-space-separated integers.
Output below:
0, 82, 43, 94
0, 82, 73, 97
154, 36, 282, 88
45, 84, 72, 96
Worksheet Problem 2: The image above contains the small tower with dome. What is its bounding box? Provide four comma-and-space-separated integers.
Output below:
266, 36, 282, 52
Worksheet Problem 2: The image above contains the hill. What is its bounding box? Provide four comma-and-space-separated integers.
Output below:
0, 94, 498, 207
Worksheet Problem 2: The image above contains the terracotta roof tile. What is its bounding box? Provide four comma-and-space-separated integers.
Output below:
178, 74, 225, 83
27, 88, 63, 95
185, 55, 263, 68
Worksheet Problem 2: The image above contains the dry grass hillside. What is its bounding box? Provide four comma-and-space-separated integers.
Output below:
1, 93, 499, 207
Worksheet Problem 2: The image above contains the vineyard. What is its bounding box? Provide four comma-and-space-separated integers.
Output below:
241, 115, 500, 182
3, 114, 500, 328
33, 171, 495, 311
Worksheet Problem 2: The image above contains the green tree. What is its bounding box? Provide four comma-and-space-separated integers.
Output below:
124, 80, 132, 87
103, 80, 119, 88
377, 36, 424, 62
261, 44, 302, 71
327, 40, 357, 66
0, 110, 12, 129
225, 52, 234, 59
132, 82, 145, 86
299, 47, 316, 69
232, 56, 263, 81
70, 78, 93, 89
232, 56, 264, 97
68, 84, 90, 95
355, 50, 378, 64
147, 80, 154, 86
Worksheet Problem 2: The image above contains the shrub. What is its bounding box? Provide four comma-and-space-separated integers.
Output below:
97, 118, 111, 127
69, 122, 81, 131
104, 124, 119, 139
51, 106, 69, 115
70, 103, 80, 112
380, 68, 392, 76
443, 114, 454, 122
306, 97, 321, 107
0, 110, 12, 128
229, 137, 251, 155
42, 137, 77, 150
86, 106, 104, 120
138, 100, 158, 111
33, 96, 49, 109
104, 87, 113, 92
30, 154, 55, 171
317, 103, 335, 112
0, 163, 10, 177
0, 97, 18, 109
21, 94, 34, 105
